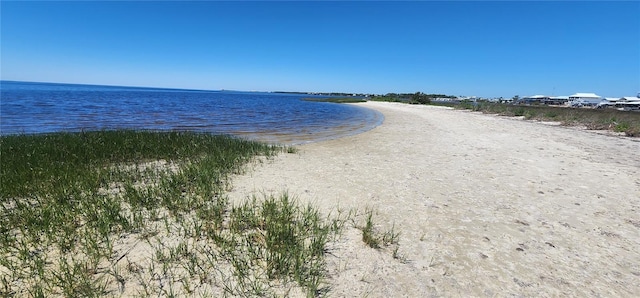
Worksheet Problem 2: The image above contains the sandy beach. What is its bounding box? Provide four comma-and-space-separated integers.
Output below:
227, 101, 640, 297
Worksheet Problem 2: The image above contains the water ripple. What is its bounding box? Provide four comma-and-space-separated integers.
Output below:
0, 81, 382, 144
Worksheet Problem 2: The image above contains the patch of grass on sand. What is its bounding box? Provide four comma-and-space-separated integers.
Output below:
0, 130, 358, 297
358, 209, 400, 251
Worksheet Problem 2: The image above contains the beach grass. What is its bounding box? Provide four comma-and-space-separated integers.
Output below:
379, 98, 640, 136
301, 97, 366, 103
357, 209, 400, 250
452, 102, 640, 136
0, 130, 356, 297
368, 96, 406, 103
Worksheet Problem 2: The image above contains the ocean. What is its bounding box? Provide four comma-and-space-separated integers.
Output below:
0, 81, 383, 144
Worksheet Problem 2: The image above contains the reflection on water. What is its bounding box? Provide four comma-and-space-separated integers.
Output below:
0, 81, 383, 144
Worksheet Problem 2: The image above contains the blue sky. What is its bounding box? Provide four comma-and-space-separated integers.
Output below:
2, 1, 639, 98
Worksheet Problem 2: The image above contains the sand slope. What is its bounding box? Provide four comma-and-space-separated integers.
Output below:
227, 101, 640, 297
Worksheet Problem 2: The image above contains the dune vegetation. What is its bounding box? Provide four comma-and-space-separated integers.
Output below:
0, 130, 398, 297
301, 97, 366, 103
453, 102, 640, 137
367, 94, 640, 137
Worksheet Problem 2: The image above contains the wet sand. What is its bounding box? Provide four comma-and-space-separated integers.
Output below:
227, 101, 640, 296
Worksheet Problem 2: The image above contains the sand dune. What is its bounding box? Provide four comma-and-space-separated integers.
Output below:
227, 101, 640, 297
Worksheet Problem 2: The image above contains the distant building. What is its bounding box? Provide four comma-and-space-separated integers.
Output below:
521, 95, 549, 104
457, 96, 478, 102
549, 96, 569, 105
520, 95, 567, 105
597, 96, 640, 110
568, 93, 603, 107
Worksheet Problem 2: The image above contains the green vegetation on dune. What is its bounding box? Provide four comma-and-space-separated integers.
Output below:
454, 102, 640, 137
0, 130, 398, 297
301, 97, 366, 103
303, 92, 456, 105
367, 93, 640, 137
0, 131, 321, 296
370, 92, 456, 104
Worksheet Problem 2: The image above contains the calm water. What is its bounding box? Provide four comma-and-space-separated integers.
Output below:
0, 81, 383, 144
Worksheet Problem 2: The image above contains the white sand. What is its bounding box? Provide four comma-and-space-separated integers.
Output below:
227, 101, 640, 296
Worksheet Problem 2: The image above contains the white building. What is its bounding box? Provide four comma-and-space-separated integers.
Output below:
616, 97, 640, 110
550, 96, 569, 104
521, 95, 568, 105
522, 95, 549, 102
596, 96, 640, 110
620, 96, 640, 102
568, 93, 603, 107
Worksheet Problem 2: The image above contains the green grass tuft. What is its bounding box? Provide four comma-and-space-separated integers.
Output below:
1, 130, 364, 297
358, 209, 400, 251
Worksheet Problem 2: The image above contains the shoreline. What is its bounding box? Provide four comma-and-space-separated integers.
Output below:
228, 101, 640, 296
237, 102, 385, 146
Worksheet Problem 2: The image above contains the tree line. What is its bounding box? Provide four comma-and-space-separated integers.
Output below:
372, 92, 457, 104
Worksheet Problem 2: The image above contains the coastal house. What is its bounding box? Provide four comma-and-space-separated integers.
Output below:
457, 96, 478, 102
596, 96, 640, 110
615, 96, 640, 110
521, 95, 549, 104
568, 92, 603, 107
521, 95, 568, 105
549, 96, 569, 105
597, 97, 622, 108
620, 96, 640, 102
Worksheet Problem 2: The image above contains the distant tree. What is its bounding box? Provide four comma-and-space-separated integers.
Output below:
512, 95, 520, 101
410, 92, 431, 105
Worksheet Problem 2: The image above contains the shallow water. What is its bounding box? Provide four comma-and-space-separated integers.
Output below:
0, 81, 383, 144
